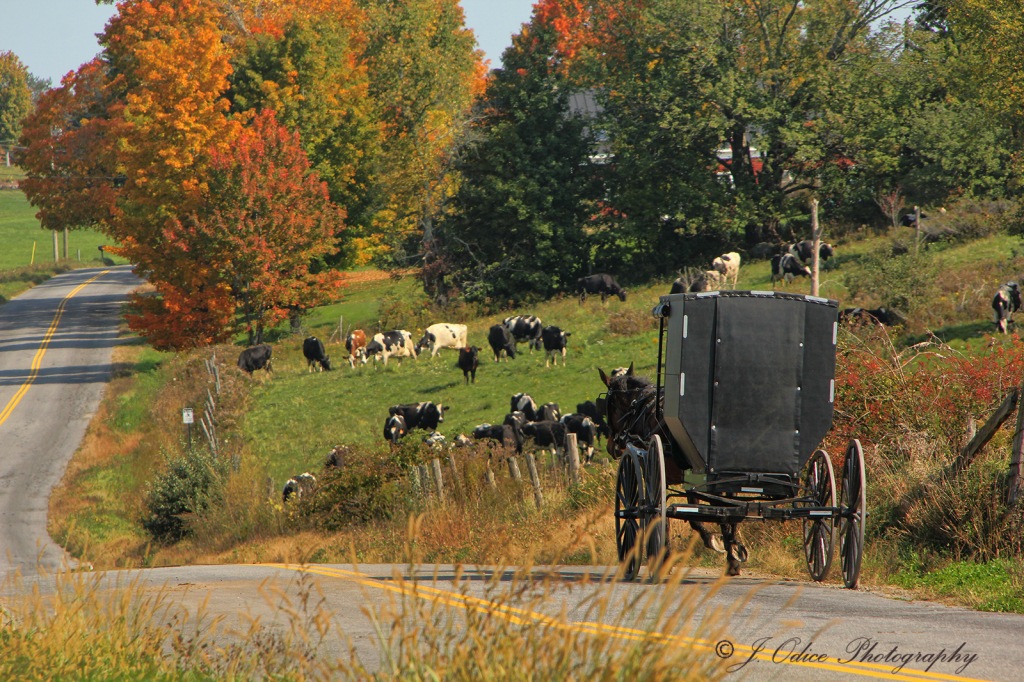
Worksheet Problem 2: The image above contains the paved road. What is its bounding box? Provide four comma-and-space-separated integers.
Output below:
1, 265, 1023, 681
0, 265, 138, 575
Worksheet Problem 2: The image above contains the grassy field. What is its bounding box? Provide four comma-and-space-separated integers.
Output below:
0, 188, 126, 271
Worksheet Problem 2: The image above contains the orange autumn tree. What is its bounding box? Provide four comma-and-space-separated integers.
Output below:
167, 109, 345, 346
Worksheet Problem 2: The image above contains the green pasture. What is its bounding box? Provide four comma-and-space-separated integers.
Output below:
0, 189, 125, 271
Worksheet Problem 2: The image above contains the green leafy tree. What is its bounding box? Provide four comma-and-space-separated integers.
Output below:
442, 19, 602, 301
0, 51, 32, 145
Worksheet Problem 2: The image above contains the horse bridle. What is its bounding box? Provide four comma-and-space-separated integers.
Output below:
599, 383, 660, 455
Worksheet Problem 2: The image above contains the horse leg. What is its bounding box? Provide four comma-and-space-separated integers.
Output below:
721, 522, 748, 576
688, 520, 725, 553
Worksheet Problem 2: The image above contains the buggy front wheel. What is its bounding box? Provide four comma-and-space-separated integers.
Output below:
839, 439, 867, 589
645, 435, 669, 577
615, 450, 645, 581
801, 449, 836, 582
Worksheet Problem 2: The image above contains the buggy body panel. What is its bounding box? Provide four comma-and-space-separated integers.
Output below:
660, 291, 838, 476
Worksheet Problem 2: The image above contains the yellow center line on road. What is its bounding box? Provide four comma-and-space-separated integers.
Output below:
0, 271, 110, 427
263, 563, 996, 682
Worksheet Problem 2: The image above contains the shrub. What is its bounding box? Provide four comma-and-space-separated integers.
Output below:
605, 307, 658, 336
920, 198, 1018, 243
843, 245, 936, 316
142, 448, 229, 543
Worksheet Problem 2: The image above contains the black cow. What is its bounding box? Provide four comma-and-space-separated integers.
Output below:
560, 414, 597, 462
576, 274, 627, 303
472, 423, 519, 451
383, 414, 407, 444
576, 400, 610, 442
521, 420, 567, 454
282, 473, 317, 502
992, 282, 1022, 334
488, 324, 517, 362
458, 346, 480, 384
541, 326, 571, 367
302, 336, 332, 372
770, 254, 812, 287
237, 344, 273, 376
539, 402, 561, 421
838, 307, 907, 327
670, 278, 687, 294
900, 212, 928, 228
503, 315, 544, 352
388, 401, 450, 432
789, 241, 835, 264
510, 393, 539, 421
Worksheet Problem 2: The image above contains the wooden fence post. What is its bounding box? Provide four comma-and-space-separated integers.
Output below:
417, 465, 431, 497
810, 198, 822, 297
432, 458, 445, 499
566, 433, 581, 487
486, 463, 496, 489
447, 451, 460, 498
1008, 386, 1024, 506
914, 205, 921, 255
507, 456, 522, 481
526, 453, 544, 508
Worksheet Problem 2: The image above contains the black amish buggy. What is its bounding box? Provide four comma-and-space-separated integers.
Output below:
600, 290, 866, 587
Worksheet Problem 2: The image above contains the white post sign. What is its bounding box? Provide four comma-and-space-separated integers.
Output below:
182, 408, 194, 424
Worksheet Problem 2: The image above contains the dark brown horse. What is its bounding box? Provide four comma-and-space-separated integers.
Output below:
599, 364, 748, 575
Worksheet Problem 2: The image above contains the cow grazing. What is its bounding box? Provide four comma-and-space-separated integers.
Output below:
364, 330, 417, 367
416, 323, 468, 358
237, 344, 273, 376
711, 252, 741, 289
472, 423, 519, 452
577, 274, 627, 303
576, 400, 610, 442
345, 329, 368, 368
770, 254, 812, 287
383, 414, 407, 444
302, 336, 332, 372
458, 346, 480, 384
789, 241, 835, 265
282, 473, 317, 502
539, 402, 561, 422
541, 326, 571, 367
561, 414, 597, 462
423, 432, 447, 450
388, 401, 450, 432
838, 307, 906, 327
610, 367, 629, 378
488, 324, 517, 362
900, 212, 927, 228
689, 270, 724, 292
670, 278, 687, 294
453, 434, 472, 448
325, 445, 350, 469
992, 282, 1022, 334
503, 410, 527, 431
503, 315, 544, 352
510, 393, 540, 421
521, 420, 568, 455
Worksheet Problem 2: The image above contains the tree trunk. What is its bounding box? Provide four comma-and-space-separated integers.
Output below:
810, 199, 822, 297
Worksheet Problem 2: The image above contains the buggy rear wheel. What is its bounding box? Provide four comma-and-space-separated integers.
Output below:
839, 439, 867, 589
645, 435, 669, 577
801, 449, 836, 582
615, 450, 645, 581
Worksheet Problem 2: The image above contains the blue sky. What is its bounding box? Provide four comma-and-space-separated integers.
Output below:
0, 0, 538, 85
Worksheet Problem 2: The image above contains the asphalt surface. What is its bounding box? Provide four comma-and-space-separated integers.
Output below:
0, 265, 138, 575
1, 265, 1023, 681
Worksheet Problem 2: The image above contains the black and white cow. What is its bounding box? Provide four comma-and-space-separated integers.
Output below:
510, 393, 540, 421
364, 330, 417, 367
325, 445, 350, 469
789, 241, 835, 264
282, 472, 317, 502
770, 254, 812, 287
576, 400, 610, 442
503, 315, 544, 352
388, 401, 450, 432
541, 326, 571, 367
472, 423, 519, 452
423, 432, 447, 450
838, 307, 907, 327
992, 282, 1022, 334
383, 414, 407, 444
576, 274, 627, 303
539, 402, 561, 422
237, 344, 273, 376
416, 323, 468, 358
560, 414, 597, 461
488, 324, 517, 362
670, 278, 687, 294
302, 336, 332, 372
521, 420, 567, 454
900, 212, 927, 228
458, 346, 480, 384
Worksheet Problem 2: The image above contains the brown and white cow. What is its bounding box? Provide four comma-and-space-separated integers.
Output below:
345, 329, 368, 368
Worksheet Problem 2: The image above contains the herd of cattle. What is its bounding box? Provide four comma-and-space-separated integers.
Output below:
236, 247, 1024, 502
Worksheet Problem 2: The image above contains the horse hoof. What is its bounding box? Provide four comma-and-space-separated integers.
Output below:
726, 562, 741, 577
708, 535, 726, 554
735, 544, 749, 562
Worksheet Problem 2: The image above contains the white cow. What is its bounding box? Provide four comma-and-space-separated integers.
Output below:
415, 323, 468, 358
711, 252, 741, 289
